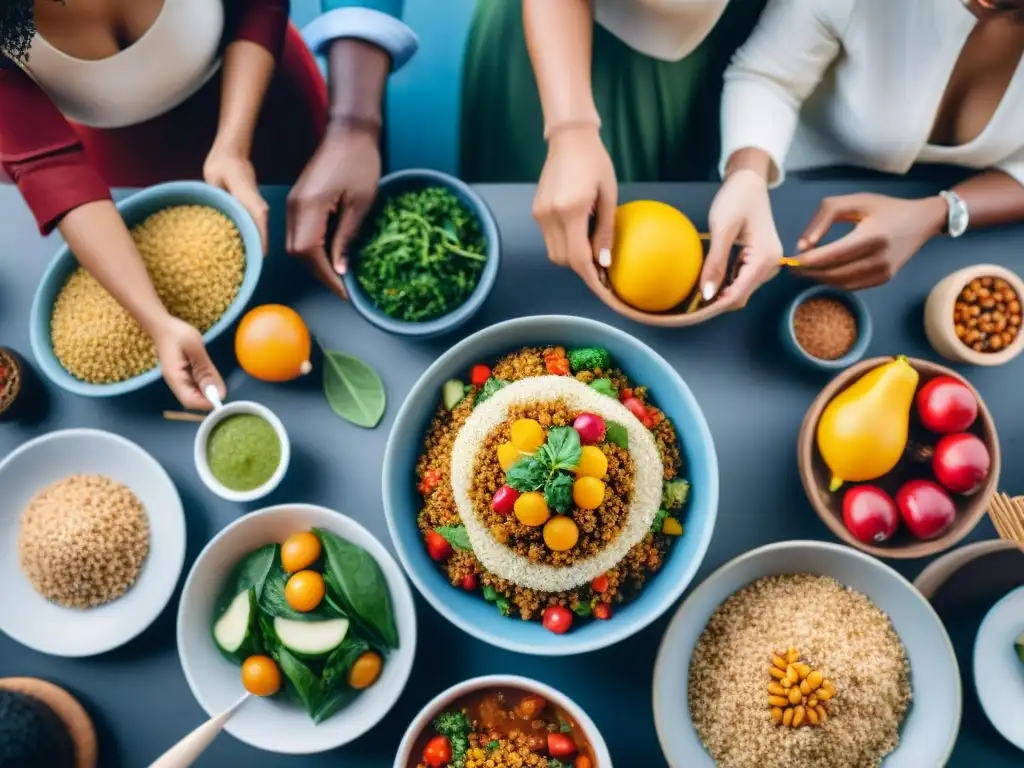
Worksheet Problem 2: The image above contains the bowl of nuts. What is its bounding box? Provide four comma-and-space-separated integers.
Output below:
924, 264, 1024, 366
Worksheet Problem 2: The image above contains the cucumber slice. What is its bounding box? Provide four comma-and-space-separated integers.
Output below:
442, 379, 466, 410
1016, 630, 1024, 663
274, 616, 350, 659
214, 589, 260, 659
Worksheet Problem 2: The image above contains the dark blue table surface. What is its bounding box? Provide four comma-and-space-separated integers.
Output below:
0, 181, 1020, 767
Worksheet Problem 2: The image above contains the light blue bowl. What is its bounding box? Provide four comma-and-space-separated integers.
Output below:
342, 169, 500, 339
382, 315, 719, 655
653, 540, 961, 766
30, 181, 262, 397
781, 285, 872, 371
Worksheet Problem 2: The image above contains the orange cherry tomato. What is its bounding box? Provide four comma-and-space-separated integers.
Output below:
347, 651, 383, 690
280, 531, 321, 573
284, 570, 325, 613
241, 654, 281, 697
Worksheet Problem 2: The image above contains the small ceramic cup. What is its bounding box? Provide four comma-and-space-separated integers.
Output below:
781, 285, 872, 372
924, 263, 1024, 366
193, 400, 290, 502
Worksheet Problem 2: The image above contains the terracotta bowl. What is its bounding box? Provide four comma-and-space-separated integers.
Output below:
797, 356, 1000, 559
924, 264, 1024, 366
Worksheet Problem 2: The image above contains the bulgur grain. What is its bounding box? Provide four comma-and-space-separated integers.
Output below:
17, 475, 150, 609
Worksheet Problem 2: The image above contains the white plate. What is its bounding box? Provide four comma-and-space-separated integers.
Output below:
0, 429, 185, 657
973, 584, 1024, 751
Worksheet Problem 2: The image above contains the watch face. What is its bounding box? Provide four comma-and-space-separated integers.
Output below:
950, 203, 969, 237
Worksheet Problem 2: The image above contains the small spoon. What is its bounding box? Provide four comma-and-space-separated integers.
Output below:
148, 693, 249, 768
204, 384, 224, 411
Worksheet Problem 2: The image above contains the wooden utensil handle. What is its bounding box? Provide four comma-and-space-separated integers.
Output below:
149, 695, 248, 768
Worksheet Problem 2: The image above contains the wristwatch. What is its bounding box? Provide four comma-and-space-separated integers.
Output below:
939, 190, 970, 238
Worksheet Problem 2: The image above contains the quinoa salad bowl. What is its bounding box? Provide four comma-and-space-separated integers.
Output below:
652, 540, 961, 767
382, 315, 719, 655
29, 181, 263, 398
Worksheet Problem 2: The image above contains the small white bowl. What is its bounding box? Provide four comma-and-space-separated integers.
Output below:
194, 400, 290, 502
177, 503, 417, 755
394, 675, 612, 768
973, 584, 1024, 751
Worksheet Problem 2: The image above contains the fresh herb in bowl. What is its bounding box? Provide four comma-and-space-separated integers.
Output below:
355, 187, 487, 323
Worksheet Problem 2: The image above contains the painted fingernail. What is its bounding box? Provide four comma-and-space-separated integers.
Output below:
598, 248, 612, 268
702, 282, 717, 301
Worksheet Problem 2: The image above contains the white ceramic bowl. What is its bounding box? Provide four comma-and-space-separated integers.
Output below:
973, 584, 1024, 751
394, 675, 613, 768
194, 400, 290, 502
177, 503, 417, 755
653, 540, 961, 767
0, 429, 185, 657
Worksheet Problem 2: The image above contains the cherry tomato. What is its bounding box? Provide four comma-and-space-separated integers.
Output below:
593, 602, 612, 620
622, 396, 646, 422
241, 654, 281, 697
491, 485, 520, 516
470, 364, 492, 387
462, 572, 478, 591
347, 650, 383, 689
423, 736, 452, 767
542, 605, 573, 634
591, 574, 609, 593
280, 531, 321, 573
284, 570, 325, 612
426, 530, 454, 561
548, 732, 577, 757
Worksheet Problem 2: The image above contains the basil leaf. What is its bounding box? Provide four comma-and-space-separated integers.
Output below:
505, 456, 547, 491
276, 647, 323, 716
214, 543, 275, 616
321, 346, 386, 429
322, 636, 372, 691
258, 547, 341, 621
315, 528, 399, 649
573, 601, 593, 618
542, 426, 581, 471
544, 473, 574, 515
605, 420, 629, 450
474, 377, 506, 407
589, 378, 617, 398
434, 524, 472, 551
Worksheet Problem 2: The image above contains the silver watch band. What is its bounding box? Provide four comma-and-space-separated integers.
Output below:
939, 190, 970, 238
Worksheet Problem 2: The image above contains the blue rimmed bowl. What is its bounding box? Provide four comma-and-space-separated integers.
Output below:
342, 169, 500, 339
29, 181, 262, 397
781, 285, 872, 371
382, 315, 719, 655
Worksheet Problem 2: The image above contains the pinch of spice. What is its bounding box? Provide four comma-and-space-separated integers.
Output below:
793, 298, 858, 361
953, 276, 1021, 353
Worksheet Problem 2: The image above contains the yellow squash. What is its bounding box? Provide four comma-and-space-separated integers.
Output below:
816, 356, 919, 491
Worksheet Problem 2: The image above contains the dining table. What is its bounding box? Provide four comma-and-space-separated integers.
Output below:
0, 178, 1020, 767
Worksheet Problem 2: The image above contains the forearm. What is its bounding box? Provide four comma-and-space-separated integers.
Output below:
724, 148, 774, 182
213, 40, 275, 156
952, 170, 1024, 229
325, 37, 390, 137
58, 201, 170, 336
523, 0, 600, 136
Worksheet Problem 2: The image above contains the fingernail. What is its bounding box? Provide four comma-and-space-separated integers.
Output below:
598, 248, 612, 268
797, 239, 808, 251
702, 282, 717, 301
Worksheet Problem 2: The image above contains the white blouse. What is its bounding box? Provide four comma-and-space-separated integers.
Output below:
593, 0, 729, 61
720, 0, 1024, 187
17, 0, 223, 129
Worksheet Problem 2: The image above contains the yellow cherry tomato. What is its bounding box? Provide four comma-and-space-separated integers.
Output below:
284, 570, 325, 613
241, 654, 282, 697
543, 516, 579, 551
281, 531, 321, 573
575, 445, 609, 479
514, 491, 550, 526
348, 650, 384, 690
573, 477, 606, 510
510, 419, 545, 453
497, 442, 522, 472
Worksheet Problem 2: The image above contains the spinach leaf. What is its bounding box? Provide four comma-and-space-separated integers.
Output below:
276, 647, 323, 716
474, 377, 506, 408
589, 378, 617, 398
544, 473, 574, 515
505, 456, 547, 492
213, 544, 275, 616
321, 346, 386, 429
434, 525, 472, 551
324, 570, 383, 648
322, 636, 371, 691
258, 547, 341, 622
312, 684, 361, 724
316, 528, 399, 649
605, 420, 629, 450
542, 426, 581, 471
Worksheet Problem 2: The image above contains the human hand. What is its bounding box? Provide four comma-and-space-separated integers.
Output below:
285, 124, 381, 299
204, 146, 270, 253
791, 194, 947, 290
152, 317, 226, 410
701, 168, 783, 309
532, 125, 617, 282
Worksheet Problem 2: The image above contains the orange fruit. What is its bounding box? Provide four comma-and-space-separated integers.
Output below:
347, 651, 383, 689
241, 654, 281, 696
280, 531, 321, 573
284, 570, 325, 613
235, 304, 312, 382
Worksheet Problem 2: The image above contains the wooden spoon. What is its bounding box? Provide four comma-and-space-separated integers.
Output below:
148, 693, 249, 768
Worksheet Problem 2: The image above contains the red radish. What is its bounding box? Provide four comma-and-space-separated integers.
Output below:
622, 397, 646, 422
573, 413, 606, 444
591, 574, 608, 593
425, 530, 453, 561
547, 733, 577, 758
896, 479, 957, 540
842, 486, 899, 544
461, 572, 478, 591
932, 433, 990, 495
593, 602, 611, 620
916, 376, 978, 434
491, 485, 520, 516
470, 364, 491, 387
542, 605, 573, 634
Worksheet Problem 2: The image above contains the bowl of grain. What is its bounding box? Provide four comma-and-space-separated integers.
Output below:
0, 428, 186, 657
653, 540, 961, 767
781, 285, 872, 371
29, 181, 263, 397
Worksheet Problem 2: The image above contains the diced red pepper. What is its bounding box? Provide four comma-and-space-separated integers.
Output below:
462, 572, 478, 591
426, 530, 453, 561
641, 412, 655, 430
545, 355, 571, 376
622, 397, 646, 422
418, 468, 442, 495
618, 388, 632, 402
591, 574, 608, 594
593, 602, 612, 620
470, 364, 491, 387
548, 732, 577, 758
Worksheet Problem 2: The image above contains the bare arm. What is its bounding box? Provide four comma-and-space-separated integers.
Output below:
212, 40, 275, 157
326, 37, 390, 137
951, 169, 1024, 230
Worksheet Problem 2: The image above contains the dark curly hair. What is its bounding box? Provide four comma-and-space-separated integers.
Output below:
0, 0, 36, 63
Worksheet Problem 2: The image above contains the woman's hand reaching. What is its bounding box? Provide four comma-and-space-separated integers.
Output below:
204, 146, 270, 253
152, 317, 226, 411
532, 125, 617, 282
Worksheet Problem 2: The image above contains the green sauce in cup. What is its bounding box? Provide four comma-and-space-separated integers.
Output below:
206, 413, 282, 491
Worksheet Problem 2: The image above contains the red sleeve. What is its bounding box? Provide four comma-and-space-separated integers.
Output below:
0, 62, 111, 235
224, 0, 290, 59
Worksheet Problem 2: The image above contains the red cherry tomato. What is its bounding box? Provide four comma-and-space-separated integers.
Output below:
622, 397, 646, 422
916, 376, 978, 434
426, 530, 453, 561
423, 735, 453, 767
470, 364, 492, 387
842, 486, 899, 544
491, 485, 520, 516
932, 432, 990, 495
895, 479, 957, 540
591, 574, 608, 593
461, 572, 478, 591
548, 732, 577, 758
593, 602, 611, 620
542, 605, 573, 634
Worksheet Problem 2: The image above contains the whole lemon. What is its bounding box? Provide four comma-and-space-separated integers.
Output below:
608, 201, 703, 312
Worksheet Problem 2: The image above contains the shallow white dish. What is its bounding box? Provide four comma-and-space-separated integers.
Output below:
652, 540, 961, 767
973, 584, 1024, 751
177, 503, 417, 755
0, 428, 185, 657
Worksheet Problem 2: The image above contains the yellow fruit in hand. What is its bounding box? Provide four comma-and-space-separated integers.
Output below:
235, 304, 312, 382
608, 201, 703, 313
576, 445, 608, 479
510, 418, 545, 453
573, 477, 606, 510
514, 491, 550, 526
497, 442, 522, 471
543, 516, 579, 552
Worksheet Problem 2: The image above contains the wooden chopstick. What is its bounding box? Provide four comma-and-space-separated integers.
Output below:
988, 492, 1024, 544
1002, 493, 1024, 541
163, 410, 206, 423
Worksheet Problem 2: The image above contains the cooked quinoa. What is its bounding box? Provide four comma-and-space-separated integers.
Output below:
688, 574, 911, 768
51, 205, 245, 383
17, 475, 150, 609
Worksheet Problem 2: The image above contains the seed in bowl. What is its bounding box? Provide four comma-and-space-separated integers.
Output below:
50, 205, 245, 383
953, 275, 1021, 353
793, 297, 858, 360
